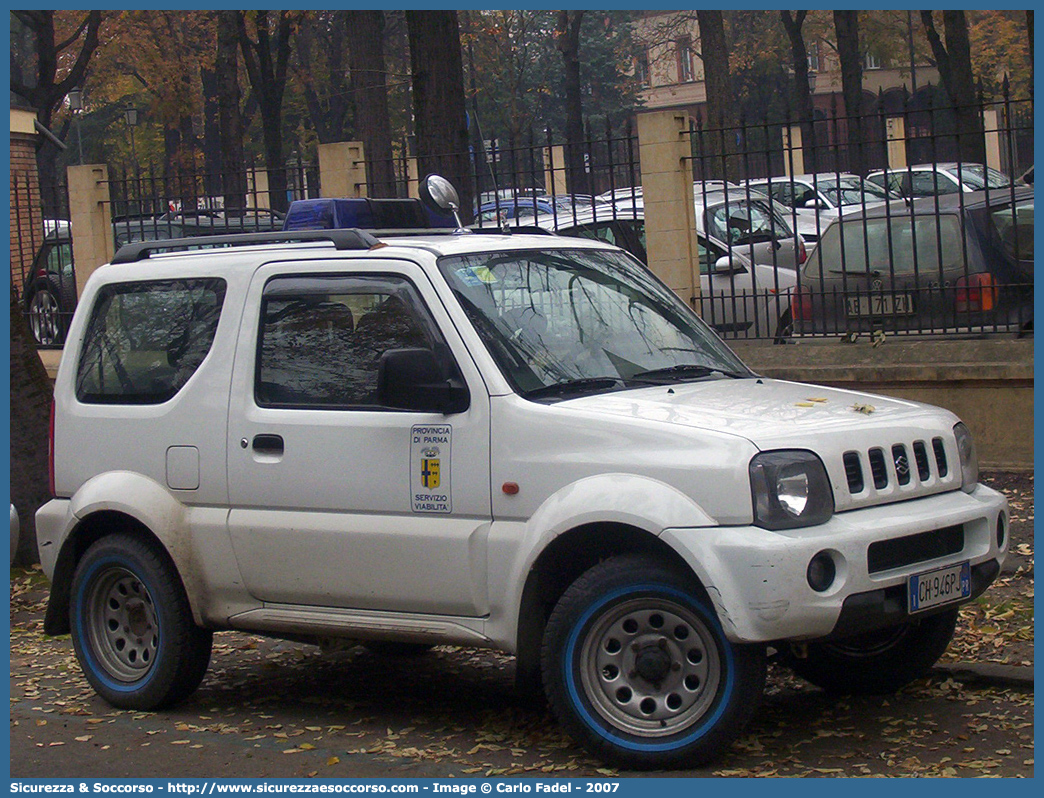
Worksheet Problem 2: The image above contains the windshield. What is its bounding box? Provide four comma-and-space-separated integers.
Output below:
818, 177, 891, 206
956, 164, 1011, 190
438, 248, 750, 401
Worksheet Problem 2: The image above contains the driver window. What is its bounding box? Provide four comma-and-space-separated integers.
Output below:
256, 275, 441, 409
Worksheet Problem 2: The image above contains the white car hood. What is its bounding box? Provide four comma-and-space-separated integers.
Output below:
562, 377, 954, 451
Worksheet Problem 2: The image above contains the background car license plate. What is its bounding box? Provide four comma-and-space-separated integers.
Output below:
908, 561, 971, 613
846, 292, 914, 316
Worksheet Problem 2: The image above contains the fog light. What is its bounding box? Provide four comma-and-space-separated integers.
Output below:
997, 514, 1007, 549
807, 551, 836, 592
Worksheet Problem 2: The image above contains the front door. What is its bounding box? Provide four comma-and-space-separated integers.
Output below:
226, 259, 491, 617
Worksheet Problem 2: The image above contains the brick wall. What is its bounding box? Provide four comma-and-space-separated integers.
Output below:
10, 126, 43, 295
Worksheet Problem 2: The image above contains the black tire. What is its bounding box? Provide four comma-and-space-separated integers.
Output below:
541, 555, 766, 770
773, 310, 793, 344
364, 641, 434, 658
25, 278, 73, 346
783, 608, 959, 695
69, 534, 212, 710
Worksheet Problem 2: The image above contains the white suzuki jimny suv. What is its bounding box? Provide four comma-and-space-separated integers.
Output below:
37, 177, 1008, 769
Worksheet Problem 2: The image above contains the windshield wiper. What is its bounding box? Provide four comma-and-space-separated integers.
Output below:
629, 364, 746, 383
523, 377, 626, 402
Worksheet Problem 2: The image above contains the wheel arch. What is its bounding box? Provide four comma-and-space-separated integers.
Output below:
513, 521, 708, 697
45, 510, 187, 635
44, 473, 206, 635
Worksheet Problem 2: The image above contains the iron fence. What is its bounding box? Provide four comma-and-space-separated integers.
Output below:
13, 92, 1033, 349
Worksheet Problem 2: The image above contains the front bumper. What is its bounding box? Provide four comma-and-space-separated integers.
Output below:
660, 483, 1008, 644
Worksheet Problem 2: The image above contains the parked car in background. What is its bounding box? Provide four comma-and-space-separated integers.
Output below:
612, 188, 807, 271
158, 207, 285, 235
745, 173, 895, 242
23, 211, 287, 346
793, 187, 1033, 336
476, 194, 603, 223
23, 218, 197, 346
511, 206, 796, 339
473, 186, 546, 209
866, 163, 1011, 200
23, 227, 79, 346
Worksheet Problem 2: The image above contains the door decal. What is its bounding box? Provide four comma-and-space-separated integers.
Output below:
411, 424, 452, 513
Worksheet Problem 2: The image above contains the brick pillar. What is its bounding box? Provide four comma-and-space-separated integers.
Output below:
637, 110, 702, 305
10, 107, 43, 296
544, 146, 567, 196
317, 141, 368, 198
782, 126, 805, 178
886, 117, 907, 170
67, 164, 114, 297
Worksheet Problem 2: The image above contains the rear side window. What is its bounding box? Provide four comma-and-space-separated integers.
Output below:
991, 201, 1033, 262
76, 279, 226, 404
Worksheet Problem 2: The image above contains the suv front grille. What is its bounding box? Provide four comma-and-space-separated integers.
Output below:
841, 437, 951, 497
843, 452, 864, 493
932, 438, 949, 477
867, 525, 965, 573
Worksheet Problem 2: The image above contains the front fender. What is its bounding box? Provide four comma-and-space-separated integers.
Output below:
486, 473, 718, 648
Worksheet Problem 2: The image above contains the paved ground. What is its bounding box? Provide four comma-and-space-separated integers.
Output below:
9, 472, 1033, 779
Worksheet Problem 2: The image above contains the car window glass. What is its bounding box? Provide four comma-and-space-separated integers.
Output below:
255, 274, 441, 409
911, 171, 960, 196
571, 222, 619, 247
792, 184, 817, 207
991, 201, 1033, 262
76, 278, 226, 404
811, 215, 965, 276
708, 200, 792, 243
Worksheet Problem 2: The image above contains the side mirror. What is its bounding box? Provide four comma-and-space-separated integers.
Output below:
420, 174, 468, 233
378, 348, 470, 415
713, 255, 747, 275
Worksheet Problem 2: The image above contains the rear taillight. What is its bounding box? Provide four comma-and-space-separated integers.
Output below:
792, 284, 813, 321
48, 399, 56, 497
956, 273, 999, 312
797, 237, 807, 265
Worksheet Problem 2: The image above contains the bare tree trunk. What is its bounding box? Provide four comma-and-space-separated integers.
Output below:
921, 11, 986, 165
216, 11, 247, 210
348, 11, 396, 197
833, 11, 865, 175
238, 10, 294, 212
779, 11, 818, 174
556, 11, 589, 196
406, 11, 473, 218
9, 284, 52, 565
695, 11, 734, 180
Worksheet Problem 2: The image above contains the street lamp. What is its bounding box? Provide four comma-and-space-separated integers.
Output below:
67, 87, 84, 164
124, 105, 139, 178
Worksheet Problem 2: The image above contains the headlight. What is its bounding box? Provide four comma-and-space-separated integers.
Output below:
750, 450, 834, 530
953, 422, 978, 493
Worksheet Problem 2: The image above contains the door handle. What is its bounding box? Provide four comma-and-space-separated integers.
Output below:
252, 434, 284, 455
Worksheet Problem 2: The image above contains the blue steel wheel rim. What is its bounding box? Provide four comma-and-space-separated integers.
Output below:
81, 561, 160, 686
564, 585, 733, 752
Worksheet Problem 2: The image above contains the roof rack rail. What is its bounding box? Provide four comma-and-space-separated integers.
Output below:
110, 229, 381, 264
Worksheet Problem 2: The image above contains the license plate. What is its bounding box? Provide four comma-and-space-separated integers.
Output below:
908, 561, 971, 614
846, 292, 914, 316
